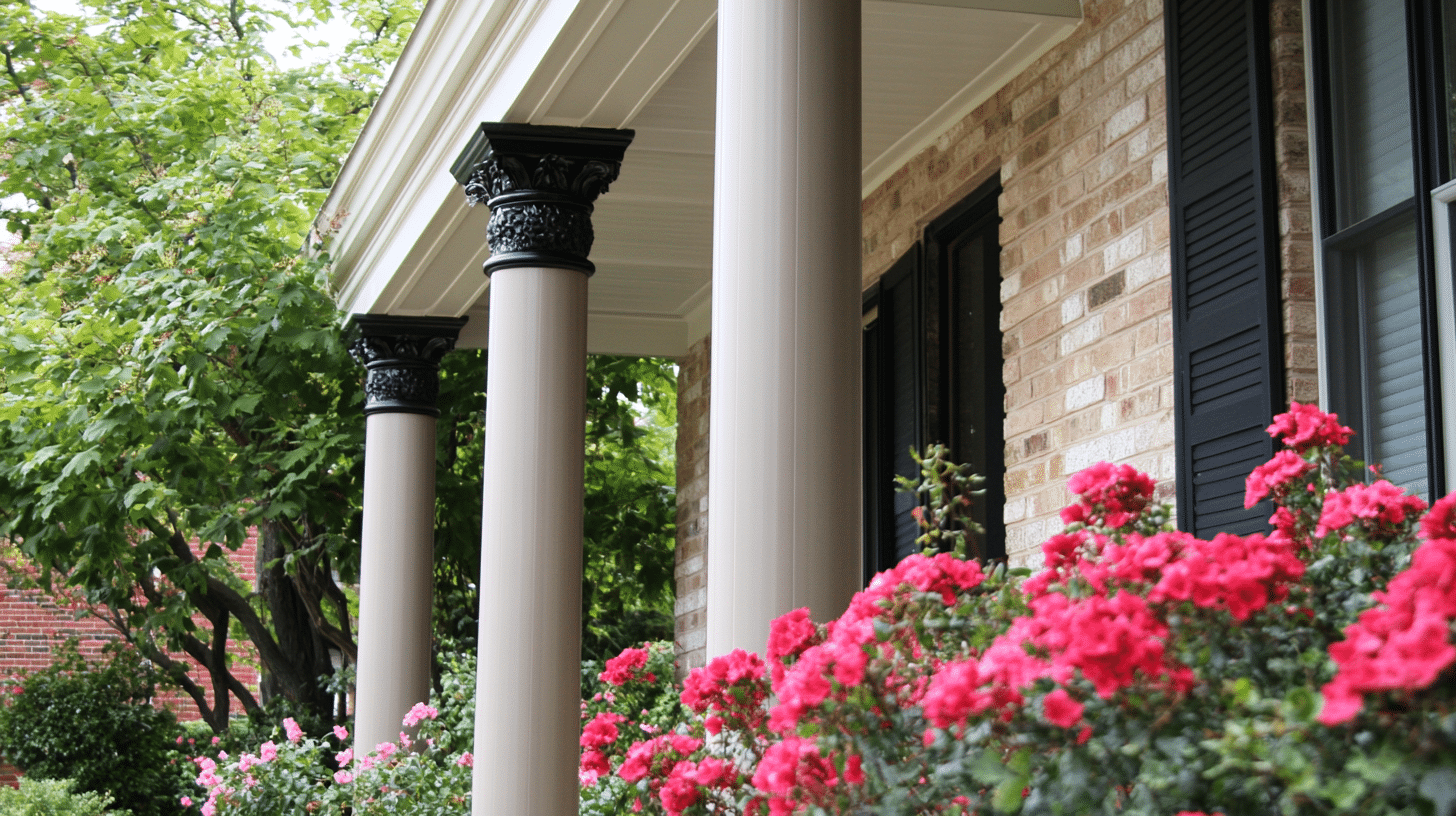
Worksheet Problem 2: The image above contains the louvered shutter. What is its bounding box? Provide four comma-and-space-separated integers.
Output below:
1165, 0, 1285, 537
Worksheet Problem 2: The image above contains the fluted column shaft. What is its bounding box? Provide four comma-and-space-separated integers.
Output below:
452, 123, 632, 816
707, 0, 864, 657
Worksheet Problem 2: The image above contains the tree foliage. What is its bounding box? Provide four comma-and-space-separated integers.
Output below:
0, 0, 678, 724
0, 643, 193, 816
433, 351, 678, 664
0, 0, 418, 726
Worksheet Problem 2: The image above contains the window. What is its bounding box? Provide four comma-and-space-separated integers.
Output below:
862, 178, 1004, 580
1311, 0, 1451, 498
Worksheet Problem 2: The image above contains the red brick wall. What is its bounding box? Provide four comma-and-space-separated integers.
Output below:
0, 533, 263, 785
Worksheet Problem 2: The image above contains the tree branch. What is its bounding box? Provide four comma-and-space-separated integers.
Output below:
276, 518, 358, 661
140, 513, 310, 700
1, 44, 33, 105
228, 0, 245, 40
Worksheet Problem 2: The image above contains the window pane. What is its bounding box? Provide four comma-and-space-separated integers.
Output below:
1328, 0, 1414, 227
1358, 221, 1429, 497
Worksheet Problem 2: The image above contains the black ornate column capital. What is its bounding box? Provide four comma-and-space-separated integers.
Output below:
450, 123, 634, 277
348, 315, 469, 417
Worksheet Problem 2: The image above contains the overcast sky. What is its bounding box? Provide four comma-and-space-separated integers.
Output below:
26, 0, 358, 68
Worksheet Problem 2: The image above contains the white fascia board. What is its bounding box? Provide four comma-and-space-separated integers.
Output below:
321, 0, 588, 319
587, 312, 690, 357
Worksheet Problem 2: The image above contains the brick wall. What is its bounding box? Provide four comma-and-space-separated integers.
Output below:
1271, 0, 1319, 404
0, 534, 263, 785
862, 0, 1175, 566
673, 335, 710, 675
669, 0, 1317, 661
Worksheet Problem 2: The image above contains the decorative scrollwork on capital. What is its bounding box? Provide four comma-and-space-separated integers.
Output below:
347, 316, 469, 417
461, 155, 622, 206
450, 123, 634, 276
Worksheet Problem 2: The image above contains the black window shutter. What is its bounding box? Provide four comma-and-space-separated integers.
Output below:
1165, 0, 1285, 537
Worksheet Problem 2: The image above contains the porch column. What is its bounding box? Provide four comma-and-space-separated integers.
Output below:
349, 315, 466, 755
452, 123, 633, 816
707, 0, 863, 657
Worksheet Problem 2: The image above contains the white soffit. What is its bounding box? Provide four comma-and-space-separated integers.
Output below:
321, 0, 1080, 356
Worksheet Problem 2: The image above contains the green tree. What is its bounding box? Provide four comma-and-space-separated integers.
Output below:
0, 0, 679, 726
0, 0, 419, 727
433, 352, 679, 664
0, 643, 192, 816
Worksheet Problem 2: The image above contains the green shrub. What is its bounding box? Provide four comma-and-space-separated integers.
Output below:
0, 777, 127, 816
0, 643, 191, 816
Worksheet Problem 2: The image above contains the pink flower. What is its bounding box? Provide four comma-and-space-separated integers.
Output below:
333, 770, 354, 785
681, 649, 770, 733
1316, 481, 1427, 540
922, 660, 994, 729
1319, 520, 1456, 724
767, 608, 821, 667
1041, 688, 1084, 728
455, 751, 474, 768
600, 646, 651, 685
693, 757, 735, 788
180, 796, 192, 807
617, 735, 702, 784
375, 741, 397, 760
580, 712, 626, 749
259, 741, 277, 762
403, 702, 439, 728
333, 725, 349, 741
659, 769, 699, 815
1061, 462, 1156, 529
751, 737, 839, 815
283, 717, 303, 743
1244, 450, 1315, 508
1266, 402, 1352, 452
581, 748, 611, 781
843, 754, 865, 785
335, 748, 353, 766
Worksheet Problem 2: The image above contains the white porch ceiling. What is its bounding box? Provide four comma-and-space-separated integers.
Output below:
322, 0, 1079, 357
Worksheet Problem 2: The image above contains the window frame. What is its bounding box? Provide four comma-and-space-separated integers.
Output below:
861, 176, 1004, 582
1307, 0, 1450, 498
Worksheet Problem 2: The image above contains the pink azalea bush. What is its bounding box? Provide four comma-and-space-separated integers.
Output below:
188, 650, 477, 815
188, 706, 474, 816
581, 403, 1456, 815
185, 403, 1456, 814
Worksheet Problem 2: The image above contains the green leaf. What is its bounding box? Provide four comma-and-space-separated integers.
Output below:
992, 778, 1026, 813
971, 749, 1011, 785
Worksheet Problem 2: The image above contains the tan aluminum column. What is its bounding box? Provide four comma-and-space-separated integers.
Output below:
707, 0, 863, 658
451, 123, 633, 816
474, 265, 586, 816
350, 317, 466, 756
